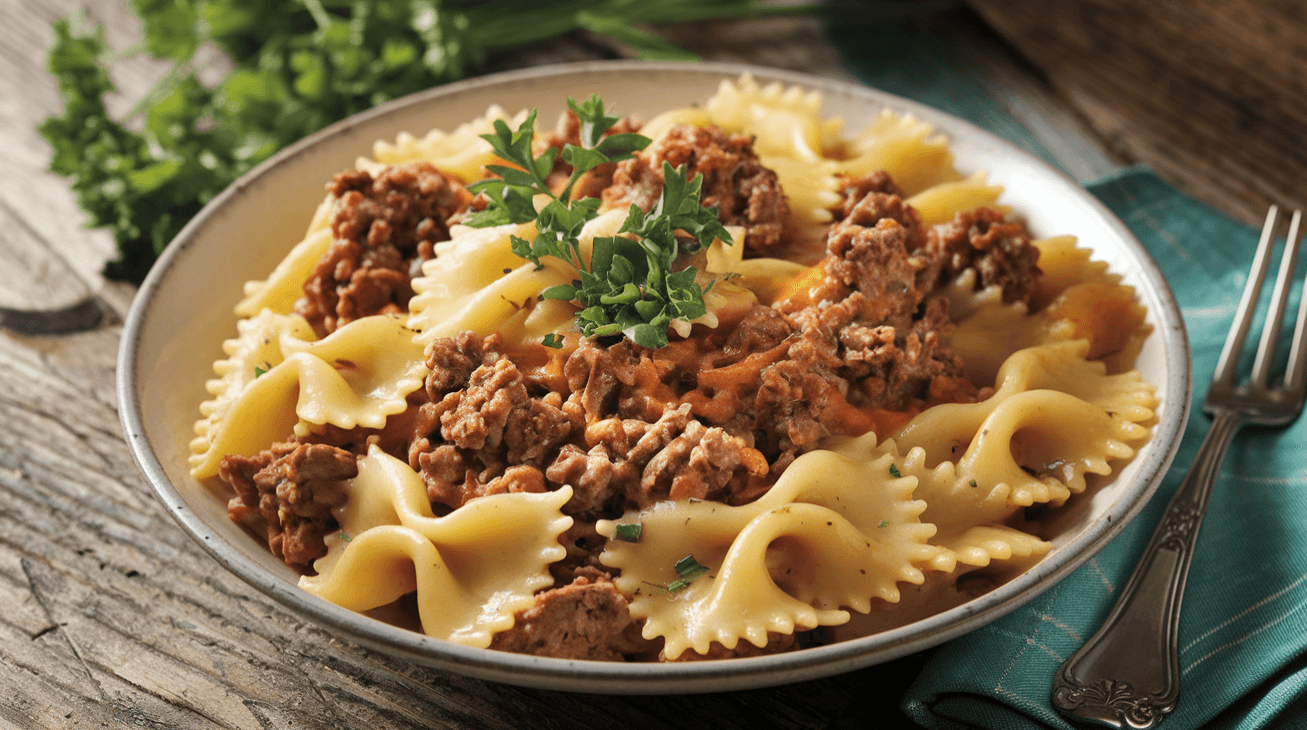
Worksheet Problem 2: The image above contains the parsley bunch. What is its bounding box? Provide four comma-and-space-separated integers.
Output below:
40, 0, 822, 284
466, 95, 731, 349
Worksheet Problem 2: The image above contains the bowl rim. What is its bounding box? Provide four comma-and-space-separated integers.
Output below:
117, 59, 1192, 694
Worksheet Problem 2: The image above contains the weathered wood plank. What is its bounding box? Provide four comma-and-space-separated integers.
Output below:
967, 0, 1307, 227
0, 0, 161, 312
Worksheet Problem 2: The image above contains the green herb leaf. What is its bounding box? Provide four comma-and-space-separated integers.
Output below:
613, 522, 642, 543
889, 463, 901, 478
665, 554, 710, 592
674, 554, 709, 577
460, 101, 732, 349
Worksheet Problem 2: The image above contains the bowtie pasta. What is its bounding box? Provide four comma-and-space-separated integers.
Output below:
192, 75, 1157, 662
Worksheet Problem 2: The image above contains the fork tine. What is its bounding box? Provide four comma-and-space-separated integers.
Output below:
1286, 215, 1307, 394
1214, 205, 1282, 387
1251, 210, 1303, 387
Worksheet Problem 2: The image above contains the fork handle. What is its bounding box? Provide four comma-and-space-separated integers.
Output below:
1051, 409, 1243, 729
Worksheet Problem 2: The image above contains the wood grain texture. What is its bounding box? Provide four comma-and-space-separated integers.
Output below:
967, 0, 1307, 227
0, 0, 159, 311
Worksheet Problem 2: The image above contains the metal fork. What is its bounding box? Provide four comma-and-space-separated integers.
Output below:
1051, 206, 1307, 729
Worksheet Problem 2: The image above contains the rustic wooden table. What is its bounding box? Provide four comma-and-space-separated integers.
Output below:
1, 1, 1297, 727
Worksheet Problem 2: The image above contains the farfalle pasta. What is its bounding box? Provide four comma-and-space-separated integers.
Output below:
192, 75, 1158, 660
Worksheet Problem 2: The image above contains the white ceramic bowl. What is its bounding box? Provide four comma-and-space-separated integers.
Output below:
118, 61, 1191, 694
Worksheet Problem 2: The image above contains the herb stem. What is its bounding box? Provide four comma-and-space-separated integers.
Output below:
300, 0, 335, 31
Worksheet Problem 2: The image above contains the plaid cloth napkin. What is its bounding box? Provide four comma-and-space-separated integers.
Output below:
827, 14, 1307, 730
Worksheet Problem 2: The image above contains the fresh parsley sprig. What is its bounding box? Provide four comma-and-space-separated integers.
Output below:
465, 96, 732, 349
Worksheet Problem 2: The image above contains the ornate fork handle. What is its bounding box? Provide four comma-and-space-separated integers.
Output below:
1051, 409, 1244, 729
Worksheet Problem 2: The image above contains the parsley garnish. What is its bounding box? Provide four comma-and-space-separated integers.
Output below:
338, 532, 351, 542
889, 463, 901, 478
613, 522, 643, 543
878, 521, 889, 528
541, 333, 564, 349
665, 554, 710, 593
254, 364, 268, 378
969, 479, 978, 488
464, 96, 732, 349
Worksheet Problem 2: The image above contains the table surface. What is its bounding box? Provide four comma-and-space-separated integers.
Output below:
0, 1, 1294, 728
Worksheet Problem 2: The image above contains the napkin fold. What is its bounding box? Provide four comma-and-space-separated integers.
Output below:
826, 14, 1307, 729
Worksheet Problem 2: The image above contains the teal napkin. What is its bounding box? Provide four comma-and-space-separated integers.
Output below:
900, 168, 1307, 730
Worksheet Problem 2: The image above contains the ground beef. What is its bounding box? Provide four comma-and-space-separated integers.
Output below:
548, 521, 613, 587
769, 175, 981, 413
220, 442, 357, 571
488, 576, 657, 661
424, 331, 505, 398
562, 337, 663, 421
544, 403, 768, 511
751, 332, 851, 473
831, 171, 907, 222
295, 162, 472, 337
925, 206, 1041, 304
603, 124, 789, 252
721, 305, 795, 357
409, 336, 577, 510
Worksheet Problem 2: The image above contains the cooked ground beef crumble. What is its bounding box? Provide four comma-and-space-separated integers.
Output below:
294, 162, 473, 338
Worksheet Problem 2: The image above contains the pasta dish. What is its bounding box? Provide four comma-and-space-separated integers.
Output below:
188, 75, 1157, 661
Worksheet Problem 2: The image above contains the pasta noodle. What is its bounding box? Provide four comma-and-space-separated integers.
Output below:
192, 74, 1158, 661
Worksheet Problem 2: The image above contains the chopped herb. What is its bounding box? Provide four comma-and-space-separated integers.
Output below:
665, 553, 709, 592
665, 577, 696, 593
338, 532, 351, 542
969, 479, 978, 488
888, 463, 901, 478
674, 554, 708, 577
613, 522, 643, 543
878, 520, 889, 528
254, 364, 268, 377
464, 96, 732, 349
541, 333, 564, 349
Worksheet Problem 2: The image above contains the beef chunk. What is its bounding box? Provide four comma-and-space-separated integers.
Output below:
604, 124, 789, 252
545, 403, 767, 510
295, 162, 472, 337
562, 338, 677, 423
488, 577, 657, 661
925, 206, 1041, 304
220, 442, 357, 571
831, 171, 909, 222
410, 348, 575, 510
